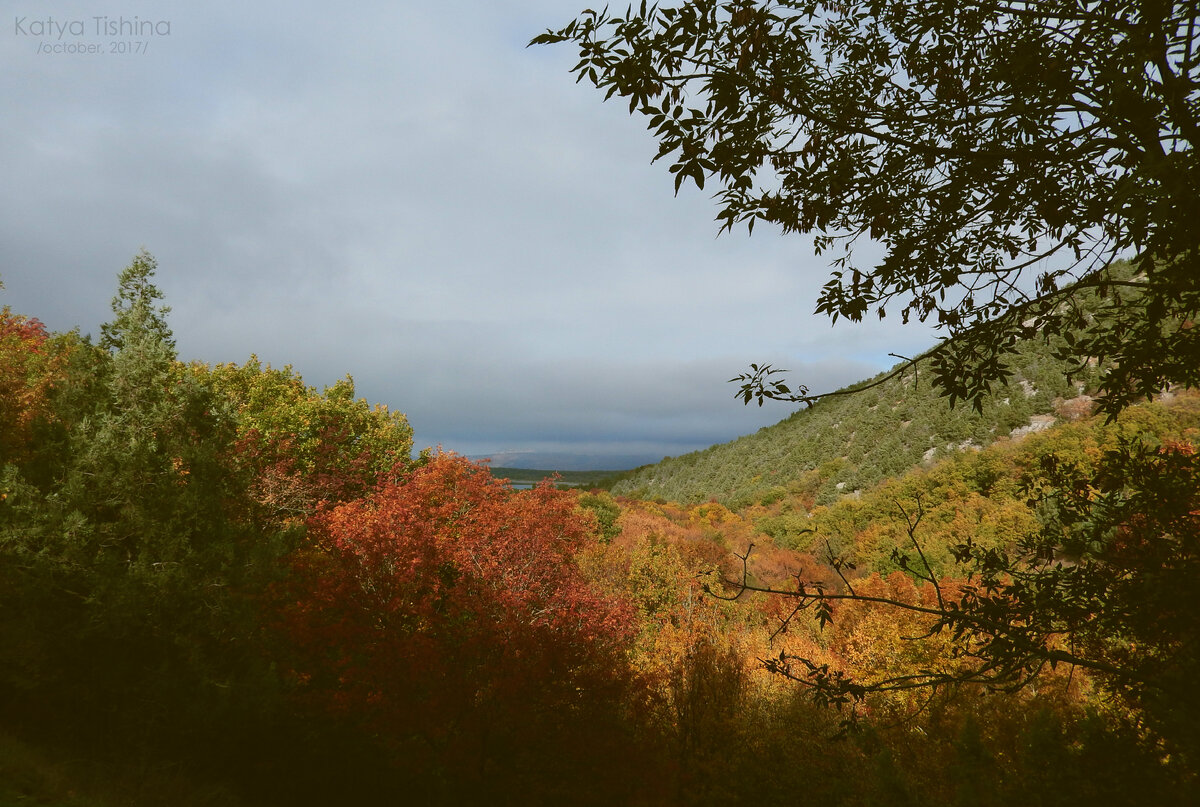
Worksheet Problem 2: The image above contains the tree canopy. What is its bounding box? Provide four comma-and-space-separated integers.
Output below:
532, 0, 1200, 413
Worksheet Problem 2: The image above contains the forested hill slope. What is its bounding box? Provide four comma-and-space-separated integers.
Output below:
610, 338, 1103, 508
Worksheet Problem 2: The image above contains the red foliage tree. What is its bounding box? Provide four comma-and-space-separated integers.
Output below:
0, 307, 57, 463
279, 454, 649, 800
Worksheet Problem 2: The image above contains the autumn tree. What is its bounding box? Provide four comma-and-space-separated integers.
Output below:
280, 453, 652, 803
533, 1, 1200, 413
0, 306, 59, 464
201, 357, 414, 521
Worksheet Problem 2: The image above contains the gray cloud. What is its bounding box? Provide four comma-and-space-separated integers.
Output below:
1, 1, 937, 469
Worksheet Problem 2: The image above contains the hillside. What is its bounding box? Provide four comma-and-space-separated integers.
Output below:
610, 337, 1102, 507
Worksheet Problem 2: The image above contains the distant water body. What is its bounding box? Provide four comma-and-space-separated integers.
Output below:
507, 480, 586, 490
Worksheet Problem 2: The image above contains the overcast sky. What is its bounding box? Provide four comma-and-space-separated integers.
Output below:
1, 1, 938, 469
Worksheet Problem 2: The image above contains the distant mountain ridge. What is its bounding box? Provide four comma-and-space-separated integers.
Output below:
610, 337, 1102, 507
470, 450, 662, 472
485, 467, 619, 487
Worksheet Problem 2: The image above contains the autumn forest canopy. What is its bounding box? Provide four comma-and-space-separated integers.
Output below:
4, 1, 1200, 804
1, 251, 1196, 804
